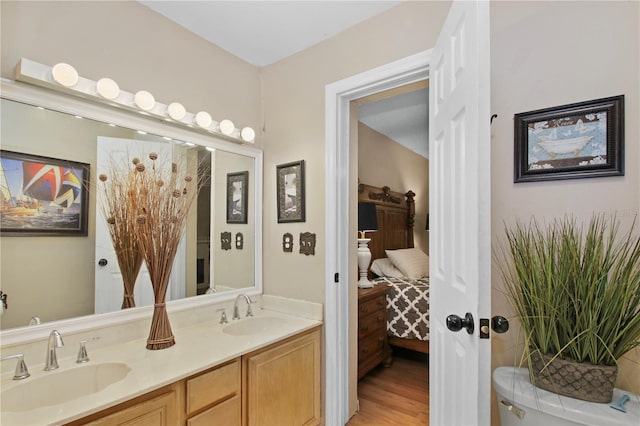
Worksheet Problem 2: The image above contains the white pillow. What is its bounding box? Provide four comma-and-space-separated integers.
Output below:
385, 248, 429, 279
370, 258, 405, 278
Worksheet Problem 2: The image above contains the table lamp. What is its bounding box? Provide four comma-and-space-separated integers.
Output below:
357, 202, 378, 288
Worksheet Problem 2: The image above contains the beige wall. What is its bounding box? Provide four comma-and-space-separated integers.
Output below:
213, 150, 255, 289
489, 2, 640, 423
358, 122, 429, 254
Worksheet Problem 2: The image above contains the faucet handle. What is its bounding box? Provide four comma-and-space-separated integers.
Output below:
216, 308, 228, 324
1, 353, 30, 380
77, 340, 90, 363
246, 297, 254, 317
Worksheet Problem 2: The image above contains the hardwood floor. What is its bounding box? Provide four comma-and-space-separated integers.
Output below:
348, 349, 429, 426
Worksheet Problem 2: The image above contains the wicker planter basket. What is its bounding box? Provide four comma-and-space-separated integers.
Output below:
529, 351, 617, 403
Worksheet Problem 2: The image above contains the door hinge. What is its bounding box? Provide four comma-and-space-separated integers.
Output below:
334, 272, 339, 283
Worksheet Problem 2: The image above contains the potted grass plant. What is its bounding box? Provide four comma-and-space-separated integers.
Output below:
496, 214, 640, 403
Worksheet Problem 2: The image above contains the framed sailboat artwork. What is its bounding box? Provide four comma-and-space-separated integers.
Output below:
0, 150, 90, 236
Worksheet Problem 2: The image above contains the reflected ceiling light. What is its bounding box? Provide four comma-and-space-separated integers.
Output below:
96, 78, 120, 100
74, 115, 83, 119
51, 63, 79, 87
137, 130, 147, 135
163, 136, 172, 141
241, 127, 256, 142
134, 90, 155, 111
37, 106, 45, 110
195, 111, 212, 129
167, 102, 186, 121
108, 123, 117, 127
184, 142, 195, 146
206, 147, 216, 152
219, 119, 235, 136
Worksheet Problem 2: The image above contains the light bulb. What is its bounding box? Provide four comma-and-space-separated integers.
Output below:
219, 119, 235, 136
241, 127, 256, 142
195, 111, 212, 129
96, 78, 120, 100
51, 63, 79, 87
134, 90, 155, 111
167, 102, 186, 121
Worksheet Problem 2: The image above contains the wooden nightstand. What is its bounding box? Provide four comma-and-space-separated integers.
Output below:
357, 285, 392, 380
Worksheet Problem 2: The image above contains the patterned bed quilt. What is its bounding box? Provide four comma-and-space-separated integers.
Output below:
372, 277, 430, 341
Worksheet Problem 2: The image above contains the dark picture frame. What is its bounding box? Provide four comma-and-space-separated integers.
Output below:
226, 171, 248, 224
277, 160, 305, 223
0, 150, 90, 236
514, 95, 624, 183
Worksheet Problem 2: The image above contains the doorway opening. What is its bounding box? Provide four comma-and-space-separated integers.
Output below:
324, 49, 431, 426
349, 79, 430, 424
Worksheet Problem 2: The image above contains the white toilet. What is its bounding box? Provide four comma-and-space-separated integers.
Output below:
493, 366, 640, 426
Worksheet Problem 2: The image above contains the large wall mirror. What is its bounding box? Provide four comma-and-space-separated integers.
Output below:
0, 82, 262, 333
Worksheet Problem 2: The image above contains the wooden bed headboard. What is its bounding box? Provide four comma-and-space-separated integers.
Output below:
357, 183, 415, 264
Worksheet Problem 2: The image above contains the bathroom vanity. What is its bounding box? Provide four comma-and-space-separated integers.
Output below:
0, 299, 322, 426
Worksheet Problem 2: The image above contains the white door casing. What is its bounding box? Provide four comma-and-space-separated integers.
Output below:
429, 1, 491, 425
95, 137, 185, 314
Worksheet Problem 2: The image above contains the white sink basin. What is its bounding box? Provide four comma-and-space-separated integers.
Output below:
1, 362, 131, 412
223, 317, 288, 336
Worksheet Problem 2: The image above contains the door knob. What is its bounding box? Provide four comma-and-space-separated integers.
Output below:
446, 312, 474, 334
491, 316, 509, 333
98, 258, 108, 267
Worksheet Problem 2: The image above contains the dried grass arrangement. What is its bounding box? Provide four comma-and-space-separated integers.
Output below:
496, 214, 640, 401
100, 149, 203, 350
99, 164, 144, 309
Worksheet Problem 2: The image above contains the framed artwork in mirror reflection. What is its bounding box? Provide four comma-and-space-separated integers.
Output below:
0, 150, 90, 236
226, 171, 248, 224
277, 160, 305, 223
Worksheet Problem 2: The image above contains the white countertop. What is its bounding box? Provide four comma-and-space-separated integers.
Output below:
1, 307, 322, 425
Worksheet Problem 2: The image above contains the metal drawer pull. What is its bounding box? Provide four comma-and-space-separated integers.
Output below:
499, 400, 525, 420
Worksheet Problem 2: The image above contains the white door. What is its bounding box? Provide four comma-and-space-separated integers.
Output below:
95, 137, 185, 314
429, 1, 491, 425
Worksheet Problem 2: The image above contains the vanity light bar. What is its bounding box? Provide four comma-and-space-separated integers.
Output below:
14, 58, 256, 144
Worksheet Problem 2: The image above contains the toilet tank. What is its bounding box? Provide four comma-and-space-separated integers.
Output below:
493, 367, 639, 426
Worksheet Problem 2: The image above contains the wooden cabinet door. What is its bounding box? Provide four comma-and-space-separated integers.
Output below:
82, 387, 177, 426
244, 328, 320, 426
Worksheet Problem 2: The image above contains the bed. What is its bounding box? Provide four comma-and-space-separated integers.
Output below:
358, 182, 430, 355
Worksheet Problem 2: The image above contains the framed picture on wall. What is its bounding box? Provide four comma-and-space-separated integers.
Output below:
514, 95, 624, 183
277, 160, 305, 223
0, 150, 90, 236
226, 171, 248, 224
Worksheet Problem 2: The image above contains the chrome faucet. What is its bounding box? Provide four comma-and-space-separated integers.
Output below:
233, 294, 253, 320
0, 353, 30, 380
44, 329, 64, 371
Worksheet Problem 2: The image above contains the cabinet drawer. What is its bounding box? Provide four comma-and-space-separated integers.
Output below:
187, 394, 240, 426
358, 295, 386, 317
358, 311, 386, 339
358, 331, 386, 362
186, 359, 240, 415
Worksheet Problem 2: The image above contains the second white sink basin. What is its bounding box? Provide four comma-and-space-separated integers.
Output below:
1, 362, 131, 412
223, 317, 288, 336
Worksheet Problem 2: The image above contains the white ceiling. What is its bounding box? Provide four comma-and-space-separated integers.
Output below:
138, 0, 428, 157
359, 88, 429, 158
